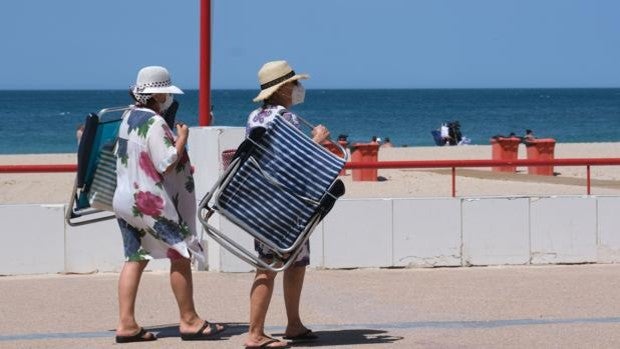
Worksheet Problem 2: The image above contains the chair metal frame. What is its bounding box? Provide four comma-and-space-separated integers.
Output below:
198, 115, 347, 271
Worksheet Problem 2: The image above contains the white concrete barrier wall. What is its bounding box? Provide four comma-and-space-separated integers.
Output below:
530, 196, 597, 264
392, 198, 461, 267
597, 197, 620, 263
0, 205, 65, 275
3, 126, 620, 275
462, 198, 530, 266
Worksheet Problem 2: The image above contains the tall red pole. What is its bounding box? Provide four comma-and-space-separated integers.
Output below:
198, 0, 212, 126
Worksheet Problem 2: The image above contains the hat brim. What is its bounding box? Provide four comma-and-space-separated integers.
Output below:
141, 85, 184, 94
253, 74, 309, 102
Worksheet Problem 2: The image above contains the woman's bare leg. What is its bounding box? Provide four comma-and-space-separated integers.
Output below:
170, 257, 223, 335
116, 260, 152, 337
245, 269, 287, 347
283, 266, 309, 337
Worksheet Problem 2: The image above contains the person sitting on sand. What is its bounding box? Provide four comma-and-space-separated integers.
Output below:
381, 137, 394, 148
523, 129, 535, 145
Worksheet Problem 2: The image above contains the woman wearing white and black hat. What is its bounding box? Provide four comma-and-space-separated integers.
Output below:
244, 60, 329, 348
112, 66, 225, 343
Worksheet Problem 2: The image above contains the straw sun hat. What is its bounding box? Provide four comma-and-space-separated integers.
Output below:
133, 66, 184, 95
253, 60, 309, 102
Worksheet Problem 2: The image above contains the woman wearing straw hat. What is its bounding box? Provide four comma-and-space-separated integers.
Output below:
112, 66, 225, 343
243, 60, 329, 348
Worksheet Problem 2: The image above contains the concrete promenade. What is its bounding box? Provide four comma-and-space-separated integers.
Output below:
2, 264, 620, 348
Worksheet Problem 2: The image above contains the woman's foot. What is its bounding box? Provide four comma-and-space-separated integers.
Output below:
244, 335, 289, 348
115, 327, 157, 343
283, 328, 318, 342
179, 319, 226, 340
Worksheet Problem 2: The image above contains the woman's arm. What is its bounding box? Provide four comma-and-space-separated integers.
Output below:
162, 123, 189, 174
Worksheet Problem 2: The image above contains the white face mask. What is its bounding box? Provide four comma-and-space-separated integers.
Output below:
291, 83, 305, 105
160, 94, 174, 113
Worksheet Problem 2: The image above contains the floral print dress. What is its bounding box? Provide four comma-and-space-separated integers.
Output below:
113, 108, 203, 262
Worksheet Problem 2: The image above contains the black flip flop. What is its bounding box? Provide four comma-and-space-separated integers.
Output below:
283, 329, 318, 342
180, 320, 226, 341
245, 337, 290, 348
115, 327, 157, 343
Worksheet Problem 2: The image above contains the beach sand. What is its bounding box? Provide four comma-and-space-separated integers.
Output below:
1, 143, 620, 205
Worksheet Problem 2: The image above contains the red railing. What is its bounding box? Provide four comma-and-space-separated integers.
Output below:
343, 158, 620, 197
2, 158, 620, 197
0, 164, 77, 173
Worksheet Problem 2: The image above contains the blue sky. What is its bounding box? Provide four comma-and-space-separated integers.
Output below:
0, 0, 618, 89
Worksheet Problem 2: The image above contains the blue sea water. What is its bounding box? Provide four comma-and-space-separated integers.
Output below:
0, 88, 619, 154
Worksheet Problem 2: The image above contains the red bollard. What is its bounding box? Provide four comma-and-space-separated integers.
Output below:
322, 141, 348, 175
526, 139, 556, 176
351, 143, 380, 181
490, 137, 521, 172
221, 149, 237, 170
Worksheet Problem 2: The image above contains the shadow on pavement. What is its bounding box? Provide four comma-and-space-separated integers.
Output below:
146, 324, 402, 346
147, 322, 247, 340
273, 329, 404, 347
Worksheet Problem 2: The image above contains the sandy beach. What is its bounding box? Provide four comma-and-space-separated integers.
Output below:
1, 142, 620, 205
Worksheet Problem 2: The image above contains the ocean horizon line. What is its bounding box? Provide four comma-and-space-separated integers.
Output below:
2, 89, 619, 154
1, 86, 619, 92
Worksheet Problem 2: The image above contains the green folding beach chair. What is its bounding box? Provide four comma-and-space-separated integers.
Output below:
66, 106, 131, 226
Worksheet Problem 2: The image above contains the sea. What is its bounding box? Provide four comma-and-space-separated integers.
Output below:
0, 88, 619, 154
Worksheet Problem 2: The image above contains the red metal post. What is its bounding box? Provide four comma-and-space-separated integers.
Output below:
451, 167, 456, 197
198, 0, 212, 126
587, 165, 591, 195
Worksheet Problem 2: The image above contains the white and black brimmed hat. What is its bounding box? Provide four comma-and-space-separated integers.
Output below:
133, 66, 184, 95
253, 60, 309, 102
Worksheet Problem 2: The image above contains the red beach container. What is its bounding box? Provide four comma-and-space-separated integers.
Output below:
351, 143, 380, 181
526, 138, 556, 176
490, 137, 521, 173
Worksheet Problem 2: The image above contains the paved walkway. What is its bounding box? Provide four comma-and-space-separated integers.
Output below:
2, 264, 620, 348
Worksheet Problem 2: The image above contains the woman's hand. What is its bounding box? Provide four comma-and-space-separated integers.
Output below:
176, 123, 189, 142
312, 124, 330, 144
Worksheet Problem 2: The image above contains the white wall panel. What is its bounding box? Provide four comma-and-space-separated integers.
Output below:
188, 126, 245, 201
597, 196, 620, 263
65, 218, 123, 273
530, 196, 597, 264
462, 198, 530, 266
309, 222, 324, 268
392, 198, 461, 267
0, 205, 65, 275
323, 200, 392, 268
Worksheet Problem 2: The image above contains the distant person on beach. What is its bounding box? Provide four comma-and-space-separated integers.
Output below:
440, 123, 451, 145
76, 124, 84, 145
371, 135, 379, 144
244, 60, 329, 348
523, 129, 535, 144
381, 137, 394, 148
112, 66, 225, 343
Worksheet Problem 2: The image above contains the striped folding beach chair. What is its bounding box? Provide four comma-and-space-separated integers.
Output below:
66, 106, 130, 226
198, 114, 347, 271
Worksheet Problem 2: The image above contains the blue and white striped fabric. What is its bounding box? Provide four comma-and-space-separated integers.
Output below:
217, 115, 345, 251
